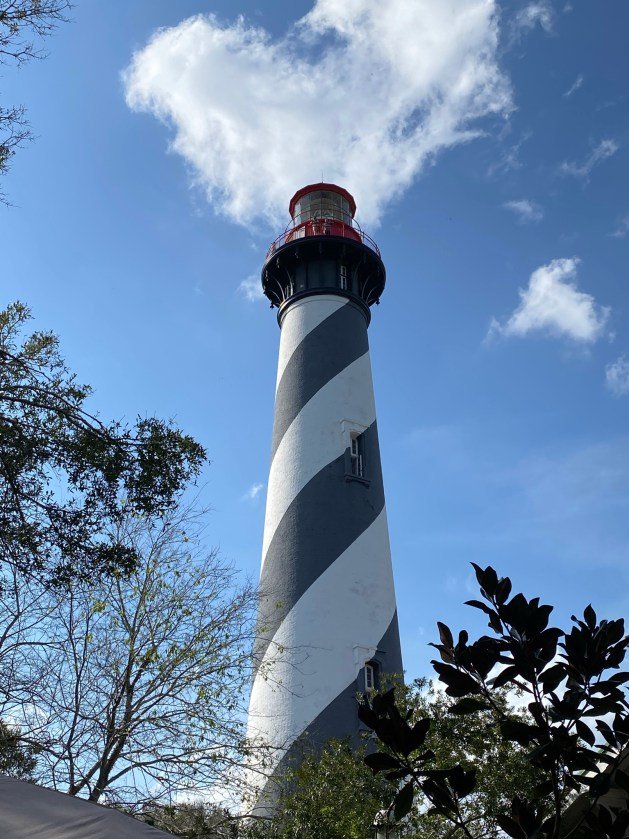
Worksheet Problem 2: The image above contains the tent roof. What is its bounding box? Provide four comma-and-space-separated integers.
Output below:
0, 775, 177, 839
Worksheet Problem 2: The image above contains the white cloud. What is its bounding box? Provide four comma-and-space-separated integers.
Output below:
610, 214, 629, 239
487, 130, 530, 177
513, 2, 554, 36
238, 275, 264, 303
563, 73, 584, 97
489, 257, 610, 343
559, 138, 619, 179
606, 356, 629, 396
504, 198, 543, 223
123, 0, 511, 227
242, 482, 265, 502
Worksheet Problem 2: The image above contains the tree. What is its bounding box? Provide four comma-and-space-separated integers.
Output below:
1, 0, 71, 199
0, 718, 38, 778
0, 302, 205, 584
139, 802, 237, 839
360, 565, 629, 838
398, 681, 546, 839
242, 739, 391, 839
241, 685, 544, 839
2, 505, 257, 808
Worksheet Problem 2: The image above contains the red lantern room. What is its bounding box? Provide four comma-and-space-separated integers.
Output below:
286, 183, 361, 244
290, 183, 356, 223
262, 183, 385, 316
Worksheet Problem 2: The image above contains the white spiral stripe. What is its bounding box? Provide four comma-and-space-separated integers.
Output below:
261, 351, 376, 570
275, 295, 348, 394
248, 507, 396, 776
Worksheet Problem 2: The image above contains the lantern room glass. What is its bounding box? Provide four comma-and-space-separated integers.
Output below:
293, 190, 352, 226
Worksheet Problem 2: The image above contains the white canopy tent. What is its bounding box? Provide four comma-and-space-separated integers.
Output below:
0, 775, 177, 838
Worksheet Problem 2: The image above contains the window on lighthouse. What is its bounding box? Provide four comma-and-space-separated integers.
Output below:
339, 264, 348, 291
350, 433, 364, 478
365, 661, 378, 691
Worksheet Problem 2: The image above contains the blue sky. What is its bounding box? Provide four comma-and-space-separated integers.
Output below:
3, 0, 629, 680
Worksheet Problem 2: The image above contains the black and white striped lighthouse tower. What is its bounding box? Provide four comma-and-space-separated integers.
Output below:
248, 184, 403, 791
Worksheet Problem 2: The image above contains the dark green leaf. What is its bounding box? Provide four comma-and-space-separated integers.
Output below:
364, 752, 401, 774
393, 781, 414, 822
495, 815, 527, 839
437, 621, 453, 648
449, 697, 490, 715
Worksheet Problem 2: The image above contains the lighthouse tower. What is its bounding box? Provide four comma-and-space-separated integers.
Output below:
248, 184, 403, 790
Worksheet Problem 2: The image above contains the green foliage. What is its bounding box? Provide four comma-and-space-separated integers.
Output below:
139, 802, 237, 838
244, 687, 543, 839
360, 565, 629, 838
0, 718, 38, 778
398, 680, 545, 838
243, 740, 391, 839
0, 302, 206, 583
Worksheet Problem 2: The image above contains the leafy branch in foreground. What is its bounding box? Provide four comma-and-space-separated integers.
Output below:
360, 565, 629, 838
0, 302, 206, 583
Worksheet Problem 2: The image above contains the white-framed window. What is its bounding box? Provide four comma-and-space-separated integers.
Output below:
341, 419, 368, 481
350, 432, 363, 478
365, 661, 377, 691
339, 264, 348, 291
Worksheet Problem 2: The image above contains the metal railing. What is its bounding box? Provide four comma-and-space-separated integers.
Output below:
265, 212, 381, 262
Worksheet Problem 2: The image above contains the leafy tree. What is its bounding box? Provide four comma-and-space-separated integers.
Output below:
399, 680, 545, 838
1, 1, 72, 199
0, 302, 205, 584
360, 565, 629, 838
242, 686, 544, 839
2, 505, 257, 807
242, 739, 390, 839
0, 718, 38, 777
139, 802, 237, 839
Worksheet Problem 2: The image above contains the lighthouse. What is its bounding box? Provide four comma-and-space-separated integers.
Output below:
247, 184, 403, 793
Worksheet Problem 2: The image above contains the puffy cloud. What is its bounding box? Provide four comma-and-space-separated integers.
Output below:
559, 138, 619, 179
504, 198, 543, 223
489, 257, 610, 343
606, 356, 629, 396
123, 0, 511, 227
238, 275, 264, 302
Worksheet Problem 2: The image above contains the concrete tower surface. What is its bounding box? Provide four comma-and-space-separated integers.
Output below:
247, 184, 403, 789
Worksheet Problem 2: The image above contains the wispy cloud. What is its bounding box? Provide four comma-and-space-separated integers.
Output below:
242, 482, 265, 502
487, 131, 531, 177
559, 138, 619, 179
563, 73, 584, 98
512, 1, 554, 37
123, 0, 512, 227
606, 356, 629, 397
610, 214, 629, 239
504, 198, 543, 224
488, 257, 610, 343
238, 275, 264, 303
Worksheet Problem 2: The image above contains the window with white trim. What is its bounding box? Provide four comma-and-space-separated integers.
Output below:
339, 264, 348, 291
350, 432, 363, 478
365, 661, 377, 691
342, 419, 369, 483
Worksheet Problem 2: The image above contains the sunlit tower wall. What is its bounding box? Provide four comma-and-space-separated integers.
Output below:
247, 183, 403, 792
